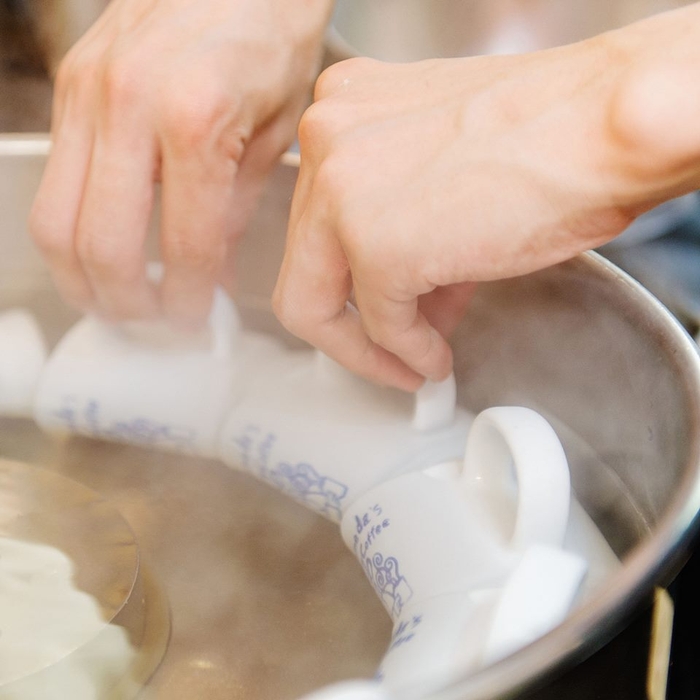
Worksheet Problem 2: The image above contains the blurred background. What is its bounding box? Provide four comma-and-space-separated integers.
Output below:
0, 0, 53, 132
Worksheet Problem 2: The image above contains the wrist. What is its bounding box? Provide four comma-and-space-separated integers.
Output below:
605, 5, 700, 212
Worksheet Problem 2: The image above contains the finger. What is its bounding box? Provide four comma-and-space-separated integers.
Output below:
351, 276, 454, 382
29, 103, 95, 311
287, 155, 315, 241
218, 107, 301, 293
267, 150, 315, 298
418, 281, 477, 338
75, 121, 160, 321
291, 101, 335, 234
274, 210, 424, 391
232, 103, 304, 229
159, 144, 238, 328
318, 301, 425, 390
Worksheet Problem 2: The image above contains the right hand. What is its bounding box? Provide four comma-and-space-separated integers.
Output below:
274, 6, 700, 391
30, 0, 333, 327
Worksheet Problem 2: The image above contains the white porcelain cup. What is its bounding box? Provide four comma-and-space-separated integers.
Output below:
33, 288, 243, 458
0, 309, 48, 417
376, 590, 494, 691
375, 545, 587, 692
302, 547, 587, 698
218, 352, 472, 522
341, 470, 511, 619
339, 407, 573, 620
459, 406, 572, 551
337, 407, 583, 691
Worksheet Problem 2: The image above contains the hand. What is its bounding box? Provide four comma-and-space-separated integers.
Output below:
30, 0, 333, 326
273, 6, 700, 391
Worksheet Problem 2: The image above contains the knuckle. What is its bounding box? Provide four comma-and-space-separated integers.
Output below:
160, 78, 235, 151
54, 50, 100, 107
314, 63, 344, 100
314, 57, 377, 99
343, 56, 380, 75
102, 55, 144, 110
297, 102, 334, 150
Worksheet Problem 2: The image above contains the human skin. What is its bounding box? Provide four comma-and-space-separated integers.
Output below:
29, 0, 334, 326
29, 2, 700, 392
273, 3, 700, 390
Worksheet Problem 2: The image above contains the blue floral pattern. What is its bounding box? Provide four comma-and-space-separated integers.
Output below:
53, 397, 197, 451
267, 461, 348, 521
232, 425, 350, 522
362, 552, 413, 618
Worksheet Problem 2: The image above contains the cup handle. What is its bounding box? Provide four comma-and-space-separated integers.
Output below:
147, 263, 241, 358
208, 287, 241, 358
413, 375, 457, 432
461, 407, 571, 551
118, 263, 241, 359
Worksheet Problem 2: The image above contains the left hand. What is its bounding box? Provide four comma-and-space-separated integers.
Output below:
29, 0, 333, 327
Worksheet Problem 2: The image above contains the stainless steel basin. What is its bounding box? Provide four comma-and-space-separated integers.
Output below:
330, 0, 693, 60
1, 135, 700, 699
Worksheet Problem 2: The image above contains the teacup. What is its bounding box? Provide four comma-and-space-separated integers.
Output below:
0, 309, 47, 417
375, 545, 587, 692
336, 407, 584, 690
218, 351, 472, 522
341, 470, 512, 618
339, 406, 573, 619
295, 537, 588, 700
32, 288, 244, 458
